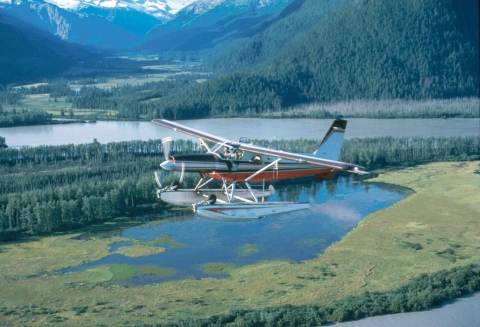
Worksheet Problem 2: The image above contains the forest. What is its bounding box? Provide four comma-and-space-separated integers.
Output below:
0, 107, 52, 127
148, 0, 478, 119
0, 135, 478, 241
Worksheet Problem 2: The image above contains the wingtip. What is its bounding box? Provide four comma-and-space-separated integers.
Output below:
352, 166, 369, 175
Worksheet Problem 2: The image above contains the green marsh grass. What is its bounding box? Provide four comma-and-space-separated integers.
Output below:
0, 161, 479, 326
115, 244, 166, 257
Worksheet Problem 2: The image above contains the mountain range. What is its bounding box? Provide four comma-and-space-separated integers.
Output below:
0, 0, 293, 50
0, 0, 477, 117
137, 0, 294, 54
0, 0, 168, 48
149, 0, 479, 119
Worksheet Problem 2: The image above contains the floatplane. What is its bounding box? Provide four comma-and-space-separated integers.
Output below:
152, 119, 368, 221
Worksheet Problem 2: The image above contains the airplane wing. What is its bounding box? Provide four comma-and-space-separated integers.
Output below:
152, 119, 229, 144
151, 119, 368, 175
236, 143, 367, 174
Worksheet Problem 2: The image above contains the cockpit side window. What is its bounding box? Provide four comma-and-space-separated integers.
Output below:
250, 155, 263, 164
210, 143, 222, 153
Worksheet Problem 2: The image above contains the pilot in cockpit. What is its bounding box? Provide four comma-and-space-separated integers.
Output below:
223, 146, 237, 159
229, 148, 238, 159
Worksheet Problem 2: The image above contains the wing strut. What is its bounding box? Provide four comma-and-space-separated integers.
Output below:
245, 159, 282, 182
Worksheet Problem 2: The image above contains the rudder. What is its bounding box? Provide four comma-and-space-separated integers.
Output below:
313, 119, 347, 161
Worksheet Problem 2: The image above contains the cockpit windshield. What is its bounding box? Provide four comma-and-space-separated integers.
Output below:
210, 143, 223, 153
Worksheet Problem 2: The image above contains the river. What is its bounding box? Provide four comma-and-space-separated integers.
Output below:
332, 292, 480, 327
0, 118, 479, 147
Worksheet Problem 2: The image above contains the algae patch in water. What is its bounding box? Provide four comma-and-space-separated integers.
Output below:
116, 245, 166, 257
137, 265, 174, 277
238, 244, 259, 256
201, 263, 235, 275
147, 234, 186, 249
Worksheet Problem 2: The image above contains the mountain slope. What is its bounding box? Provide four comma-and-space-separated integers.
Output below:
204, 0, 354, 73
1, 0, 163, 49
150, 0, 479, 119
0, 14, 92, 85
136, 0, 294, 54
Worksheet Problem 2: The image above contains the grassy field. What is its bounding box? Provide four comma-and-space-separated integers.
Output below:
2, 61, 206, 119
0, 161, 479, 325
1, 93, 115, 119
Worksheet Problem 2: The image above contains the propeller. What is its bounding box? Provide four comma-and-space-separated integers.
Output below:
155, 137, 173, 188
155, 136, 184, 190
162, 137, 173, 160
154, 170, 164, 188
179, 162, 185, 184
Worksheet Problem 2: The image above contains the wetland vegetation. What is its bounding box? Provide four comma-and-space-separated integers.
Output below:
0, 161, 479, 326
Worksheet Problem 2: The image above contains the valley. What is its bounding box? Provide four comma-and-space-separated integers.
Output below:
0, 0, 479, 325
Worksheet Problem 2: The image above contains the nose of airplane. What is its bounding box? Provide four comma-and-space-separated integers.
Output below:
160, 160, 174, 170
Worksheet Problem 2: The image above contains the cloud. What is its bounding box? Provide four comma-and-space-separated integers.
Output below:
312, 200, 362, 222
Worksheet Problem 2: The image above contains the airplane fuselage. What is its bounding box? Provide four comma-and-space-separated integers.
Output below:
165, 152, 337, 182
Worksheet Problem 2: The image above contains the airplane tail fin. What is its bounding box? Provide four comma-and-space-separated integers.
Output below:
313, 119, 347, 161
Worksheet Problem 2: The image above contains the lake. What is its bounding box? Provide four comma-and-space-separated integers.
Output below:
64, 176, 408, 284
0, 118, 479, 147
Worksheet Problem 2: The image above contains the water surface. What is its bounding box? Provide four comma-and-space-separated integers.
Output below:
1, 118, 478, 147
64, 177, 408, 285
333, 292, 480, 327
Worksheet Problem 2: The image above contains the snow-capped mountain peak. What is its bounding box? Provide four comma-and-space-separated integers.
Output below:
177, 0, 290, 17
1, 0, 197, 16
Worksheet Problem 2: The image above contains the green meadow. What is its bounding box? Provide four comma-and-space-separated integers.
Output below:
0, 161, 479, 325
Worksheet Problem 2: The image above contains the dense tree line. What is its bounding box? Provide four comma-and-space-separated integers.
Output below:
0, 81, 76, 107
149, 0, 478, 119
0, 138, 198, 241
251, 136, 480, 168
0, 74, 209, 121
71, 74, 208, 119
0, 107, 52, 127
0, 135, 478, 241
0, 90, 23, 105
150, 263, 480, 326
340, 136, 480, 169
